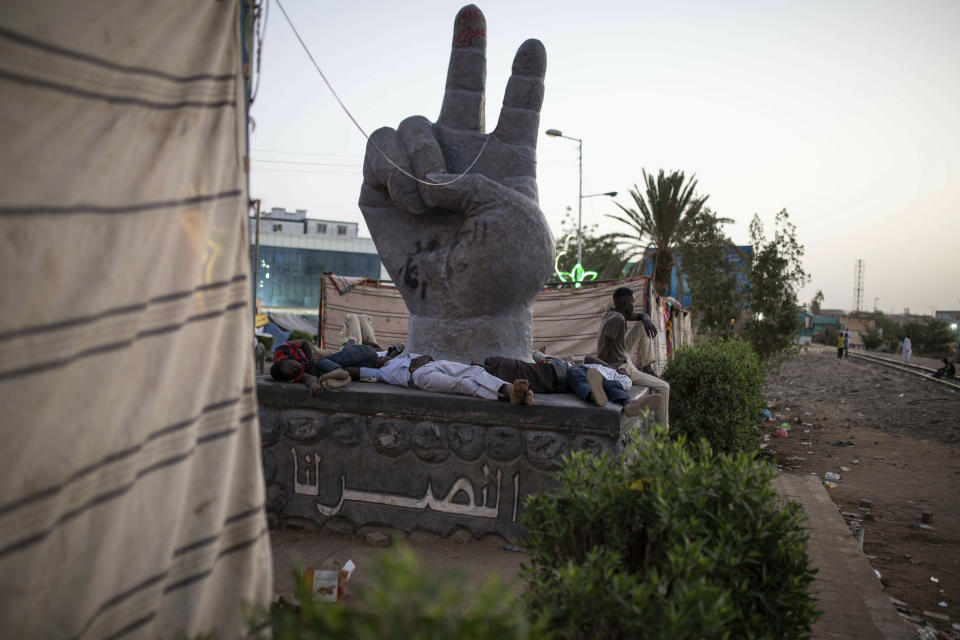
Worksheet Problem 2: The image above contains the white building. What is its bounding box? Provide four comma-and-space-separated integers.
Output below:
250, 207, 387, 309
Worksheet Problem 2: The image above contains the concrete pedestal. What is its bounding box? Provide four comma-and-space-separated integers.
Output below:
257, 377, 649, 543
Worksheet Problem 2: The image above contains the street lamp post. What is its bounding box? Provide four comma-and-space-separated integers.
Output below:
545, 129, 616, 267
545, 129, 584, 265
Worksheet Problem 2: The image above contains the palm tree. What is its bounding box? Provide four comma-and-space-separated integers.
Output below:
607, 169, 719, 297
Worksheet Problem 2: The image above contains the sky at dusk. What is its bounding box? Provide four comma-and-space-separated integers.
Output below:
249, 0, 960, 315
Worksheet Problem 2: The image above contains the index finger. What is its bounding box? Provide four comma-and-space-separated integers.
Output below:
437, 5, 487, 132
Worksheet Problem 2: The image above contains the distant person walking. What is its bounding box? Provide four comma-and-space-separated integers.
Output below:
843, 330, 850, 359
901, 335, 912, 364
836, 332, 845, 359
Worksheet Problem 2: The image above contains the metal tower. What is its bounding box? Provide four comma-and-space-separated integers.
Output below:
853, 259, 864, 313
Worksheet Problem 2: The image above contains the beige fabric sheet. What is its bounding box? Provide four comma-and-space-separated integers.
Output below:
322, 275, 653, 360
0, 2, 271, 638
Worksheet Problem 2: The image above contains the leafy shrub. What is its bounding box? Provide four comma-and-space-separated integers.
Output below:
662, 337, 765, 455
522, 431, 817, 640
255, 334, 274, 352
267, 543, 547, 640
905, 318, 956, 356
859, 326, 883, 350
814, 324, 838, 346
288, 329, 316, 343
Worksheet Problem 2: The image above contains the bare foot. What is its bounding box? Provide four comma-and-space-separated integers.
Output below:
586, 367, 607, 406
510, 378, 530, 405
320, 369, 351, 389
623, 393, 661, 418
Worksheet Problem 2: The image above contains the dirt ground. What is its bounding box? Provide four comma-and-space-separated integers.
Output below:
763, 347, 960, 635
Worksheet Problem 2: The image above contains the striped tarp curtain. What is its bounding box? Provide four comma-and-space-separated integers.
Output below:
0, 2, 271, 637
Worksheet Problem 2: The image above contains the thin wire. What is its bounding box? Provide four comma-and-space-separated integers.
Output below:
488, 132, 537, 166
249, 0, 269, 103
253, 148, 361, 157
253, 158, 361, 167
274, 0, 533, 186
254, 167, 360, 174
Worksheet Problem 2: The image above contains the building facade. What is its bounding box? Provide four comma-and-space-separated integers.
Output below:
639, 245, 753, 308
250, 207, 386, 309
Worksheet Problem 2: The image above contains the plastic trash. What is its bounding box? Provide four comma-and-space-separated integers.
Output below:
759, 409, 772, 421
773, 428, 789, 438
824, 471, 841, 481
824, 481, 838, 489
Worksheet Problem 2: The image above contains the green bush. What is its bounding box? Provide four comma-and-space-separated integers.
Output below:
255, 334, 274, 352
906, 318, 956, 356
267, 543, 548, 640
522, 431, 817, 640
662, 337, 765, 456
859, 326, 883, 350
815, 324, 838, 346
288, 329, 316, 343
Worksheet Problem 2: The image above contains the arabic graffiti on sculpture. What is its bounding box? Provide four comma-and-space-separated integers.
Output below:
291, 447, 321, 496
291, 449, 518, 520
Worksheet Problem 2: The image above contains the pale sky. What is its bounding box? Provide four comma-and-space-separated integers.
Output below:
250, 0, 960, 315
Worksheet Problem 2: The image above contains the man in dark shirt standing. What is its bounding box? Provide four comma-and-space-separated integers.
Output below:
596, 287, 671, 427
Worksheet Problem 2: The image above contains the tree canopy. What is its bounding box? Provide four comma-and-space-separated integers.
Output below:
744, 209, 809, 364
676, 209, 748, 335
607, 169, 715, 297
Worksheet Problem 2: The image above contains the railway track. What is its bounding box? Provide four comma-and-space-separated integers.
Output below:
816, 347, 960, 391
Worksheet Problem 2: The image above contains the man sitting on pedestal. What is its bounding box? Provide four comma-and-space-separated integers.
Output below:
596, 287, 670, 427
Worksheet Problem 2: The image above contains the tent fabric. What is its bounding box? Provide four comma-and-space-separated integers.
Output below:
320, 274, 680, 361
328, 273, 381, 294
263, 321, 291, 351
267, 312, 318, 335
531, 280, 650, 357
0, 3, 271, 638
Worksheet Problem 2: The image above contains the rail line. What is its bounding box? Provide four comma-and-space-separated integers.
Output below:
843, 349, 960, 391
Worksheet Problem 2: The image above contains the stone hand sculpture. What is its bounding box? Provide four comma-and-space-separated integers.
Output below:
358, 4, 554, 364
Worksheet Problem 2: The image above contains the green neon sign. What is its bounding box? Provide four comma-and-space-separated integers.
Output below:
555, 249, 598, 288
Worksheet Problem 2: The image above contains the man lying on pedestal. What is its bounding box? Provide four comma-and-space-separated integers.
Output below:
269, 339, 379, 397
481, 352, 662, 420
346, 352, 533, 405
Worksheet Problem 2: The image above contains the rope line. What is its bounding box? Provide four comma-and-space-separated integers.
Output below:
273, 0, 534, 188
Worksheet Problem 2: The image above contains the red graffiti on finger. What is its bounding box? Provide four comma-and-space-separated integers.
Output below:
454, 26, 486, 46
